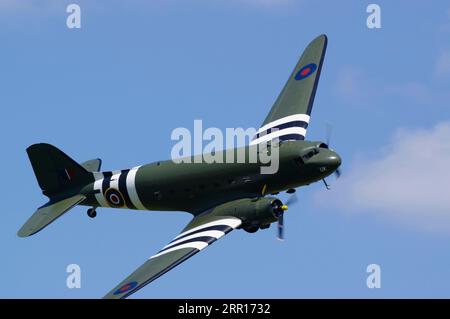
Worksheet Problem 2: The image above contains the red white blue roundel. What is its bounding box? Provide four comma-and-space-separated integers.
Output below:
104, 188, 125, 207
295, 63, 317, 81
114, 281, 138, 295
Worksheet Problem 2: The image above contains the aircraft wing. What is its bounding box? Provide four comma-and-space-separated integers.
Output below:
104, 215, 242, 299
251, 34, 327, 145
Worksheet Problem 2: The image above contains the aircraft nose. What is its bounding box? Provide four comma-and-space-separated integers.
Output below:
328, 152, 342, 170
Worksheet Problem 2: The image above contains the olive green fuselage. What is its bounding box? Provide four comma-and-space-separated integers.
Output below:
80, 140, 340, 215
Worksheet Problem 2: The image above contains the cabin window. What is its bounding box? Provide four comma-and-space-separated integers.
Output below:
302, 148, 319, 161
295, 157, 304, 166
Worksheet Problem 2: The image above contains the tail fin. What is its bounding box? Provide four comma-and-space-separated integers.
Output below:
27, 143, 93, 198
19, 144, 95, 237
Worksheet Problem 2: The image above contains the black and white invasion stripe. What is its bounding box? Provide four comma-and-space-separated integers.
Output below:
150, 218, 242, 259
250, 114, 310, 145
93, 166, 146, 210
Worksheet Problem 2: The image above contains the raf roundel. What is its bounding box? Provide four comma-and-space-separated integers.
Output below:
113, 281, 138, 295
104, 188, 125, 207
295, 63, 317, 81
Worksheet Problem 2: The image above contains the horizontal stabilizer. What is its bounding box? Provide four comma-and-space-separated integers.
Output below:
81, 158, 102, 172
17, 194, 86, 237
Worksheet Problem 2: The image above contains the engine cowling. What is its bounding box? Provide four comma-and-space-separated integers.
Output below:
228, 197, 285, 231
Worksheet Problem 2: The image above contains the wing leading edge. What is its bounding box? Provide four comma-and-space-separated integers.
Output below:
104, 216, 242, 299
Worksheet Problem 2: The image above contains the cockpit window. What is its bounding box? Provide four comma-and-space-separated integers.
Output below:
302, 148, 319, 161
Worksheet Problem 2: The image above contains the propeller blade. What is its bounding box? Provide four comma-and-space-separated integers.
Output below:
325, 122, 333, 147
285, 193, 298, 206
335, 168, 341, 178
277, 213, 284, 241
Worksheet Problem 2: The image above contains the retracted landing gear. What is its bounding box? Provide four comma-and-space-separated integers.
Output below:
87, 208, 97, 218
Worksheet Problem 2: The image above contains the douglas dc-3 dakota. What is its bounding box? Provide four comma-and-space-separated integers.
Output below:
18, 34, 341, 298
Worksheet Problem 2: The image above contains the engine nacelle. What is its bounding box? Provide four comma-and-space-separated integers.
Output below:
228, 197, 284, 231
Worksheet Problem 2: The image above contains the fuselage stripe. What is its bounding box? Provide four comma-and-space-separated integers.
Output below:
101, 172, 113, 207
94, 172, 108, 207
119, 169, 136, 210
126, 166, 146, 210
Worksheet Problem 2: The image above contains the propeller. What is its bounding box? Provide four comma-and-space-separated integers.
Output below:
277, 213, 284, 241
275, 192, 298, 241
324, 122, 342, 180
325, 122, 333, 147
273, 201, 289, 241
285, 192, 298, 206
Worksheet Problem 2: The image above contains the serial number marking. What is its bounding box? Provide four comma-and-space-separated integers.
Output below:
221, 303, 270, 314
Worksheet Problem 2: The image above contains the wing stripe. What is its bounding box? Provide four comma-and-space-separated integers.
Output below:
160, 236, 217, 253
250, 127, 306, 145
173, 218, 241, 240
170, 225, 232, 243
105, 216, 242, 299
163, 230, 225, 250
151, 241, 209, 259
254, 120, 308, 139
279, 134, 305, 141
256, 114, 310, 134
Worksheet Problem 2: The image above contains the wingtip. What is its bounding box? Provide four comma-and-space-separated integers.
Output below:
307, 34, 328, 49
17, 227, 32, 238
316, 34, 328, 43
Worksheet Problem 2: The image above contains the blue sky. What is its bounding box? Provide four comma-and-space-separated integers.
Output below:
2, 0, 450, 298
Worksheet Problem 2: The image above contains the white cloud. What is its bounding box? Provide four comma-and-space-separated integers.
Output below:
320, 122, 450, 234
